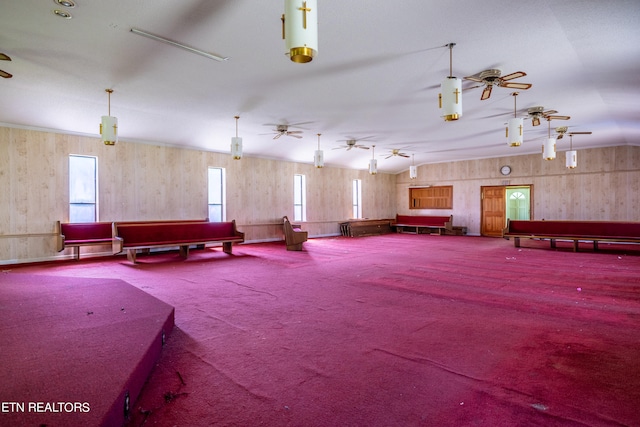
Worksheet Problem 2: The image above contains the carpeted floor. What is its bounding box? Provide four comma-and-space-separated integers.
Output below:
5, 234, 640, 426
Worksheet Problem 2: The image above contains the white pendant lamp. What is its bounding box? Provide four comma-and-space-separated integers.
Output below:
506, 92, 523, 147
542, 118, 556, 160
565, 131, 592, 169
369, 145, 377, 175
283, 0, 318, 63
409, 154, 417, 179
100, 89, 118, 146
231, 116, 243, 160
439, 43, 462, 121
314, 133, 324, 168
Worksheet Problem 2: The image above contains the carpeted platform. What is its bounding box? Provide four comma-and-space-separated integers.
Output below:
0, 274, 175, 427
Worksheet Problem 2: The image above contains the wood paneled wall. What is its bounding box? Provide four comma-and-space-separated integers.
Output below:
0, 126, 396, 263
396, 145, 640, 234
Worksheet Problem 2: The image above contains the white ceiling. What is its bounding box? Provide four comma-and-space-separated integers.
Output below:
1, 0, 639, 173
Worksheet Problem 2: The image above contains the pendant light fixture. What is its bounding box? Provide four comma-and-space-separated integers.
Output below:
542, 117, 556, 160
231, 116, 243, 160
565, 131, 592, 169
369, 145, 377, 175
100, 89, 118, 146
566, 134, 577, 169
438, 43, 462, 121
282, 0, 318, 63
506, 92, 523, 147
314, 133, 324, 168
409, 154, 417, 179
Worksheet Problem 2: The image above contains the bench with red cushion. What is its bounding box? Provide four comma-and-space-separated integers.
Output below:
57, 221, 114, 260
502, 219, 640, 251
391, 215, 453, 235
113, 220, 244, 263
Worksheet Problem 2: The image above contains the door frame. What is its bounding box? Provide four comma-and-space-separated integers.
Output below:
480, 184, 534, 237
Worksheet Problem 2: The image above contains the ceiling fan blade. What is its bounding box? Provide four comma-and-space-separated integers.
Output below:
358, 146, 370, 150
500, 71, 526, 81
385, 155, 392, 159
532, 117, 541, 127
501, 82, 532, 89
569, 131, 592, 135
273, 133, 283, 139
547, 115, 571, 120
463, 75, 484, 82
557, 133, 564, 140
0, 70, 12, 78
480, 85, 492, 100
0, 53, 11, 61
290, 134, 303, 139
543, 110, 558, 116
400, 154, 410, 158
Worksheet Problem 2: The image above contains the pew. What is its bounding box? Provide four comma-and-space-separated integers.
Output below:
502, 219, 640, 251
283, 216, 308, 251
113, 220, 244, 263
56, 221, 114, 260
391, 215, 453, 235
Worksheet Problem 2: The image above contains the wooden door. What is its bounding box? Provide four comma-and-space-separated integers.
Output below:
481, 186, 506, 237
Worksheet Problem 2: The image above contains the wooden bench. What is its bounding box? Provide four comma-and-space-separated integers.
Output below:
56, 221, 114, 260
502, 219, 640, 251
56, 219, 208, 260
113, 220, 245, 263
391, 215, 453, 235
283, 216, 308, 251
339, 219, 393, 237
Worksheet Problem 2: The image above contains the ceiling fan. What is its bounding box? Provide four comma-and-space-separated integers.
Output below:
0, 53, 12, 78
527, 106, 563, 126
267, 124, 303, 139
464, 69, 532, 100
333, 139, 370, 151
384, 149, 410, 159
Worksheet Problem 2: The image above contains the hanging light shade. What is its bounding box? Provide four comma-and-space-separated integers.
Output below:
231, 116, 243, 160
369, 145, 377, 175
542, 117, 556, 160
100, 89, 117, 145
506, 92, 523, 147
314, 133, 324, 168
409, 154, 417, 179
439, 43, 462, 121
566, 149, 577, 169
283, 0, 317, 63
543, 137, 556, 160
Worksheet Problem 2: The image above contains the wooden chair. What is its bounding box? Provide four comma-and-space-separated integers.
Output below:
282, 216, 308, 251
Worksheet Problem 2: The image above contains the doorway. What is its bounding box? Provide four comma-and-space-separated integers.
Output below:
481, 185, 533, 237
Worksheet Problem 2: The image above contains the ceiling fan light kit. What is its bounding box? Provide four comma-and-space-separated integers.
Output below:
100, 89, 118, 146
439, 43, 462, 121
283, 0, 317, 63
231, 116, 243, 160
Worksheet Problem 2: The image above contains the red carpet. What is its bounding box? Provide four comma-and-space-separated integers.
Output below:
0, 274, 174, 427
4, 235, 640, 426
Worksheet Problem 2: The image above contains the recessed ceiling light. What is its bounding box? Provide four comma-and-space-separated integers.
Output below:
54, 0, 76, 7
53, 9, 73, 19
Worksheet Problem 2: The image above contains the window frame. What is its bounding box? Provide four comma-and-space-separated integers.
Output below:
207, 167, 226, 222
352, 179, 362, 219
68, 154, 98, 222
293, 174, 306, 222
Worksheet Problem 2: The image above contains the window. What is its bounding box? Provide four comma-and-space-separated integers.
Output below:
352, 179, 362, 219
69, 155, 97, 222
409, 185, 453, 209
293, 174, 306, 222
208, 167, 225, 222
